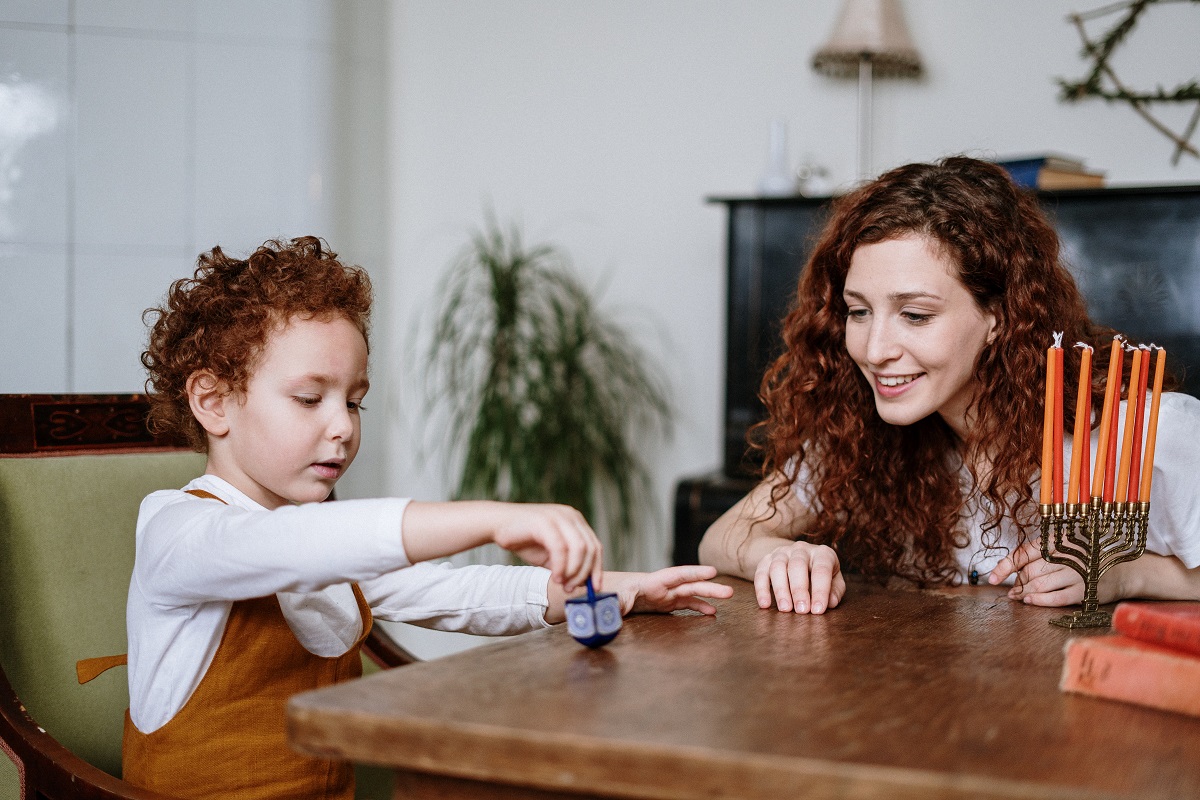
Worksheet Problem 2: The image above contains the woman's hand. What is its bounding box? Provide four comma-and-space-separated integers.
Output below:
989, 539, 1121, 606
991, 539, 1200, 606
605, 565, 735, 616
988, 540, 1084, 605
754, 541, 844, 614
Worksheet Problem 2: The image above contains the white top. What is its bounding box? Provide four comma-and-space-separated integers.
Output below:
127, 474, 552, 732
1030, 391, 1200, 571
793, 392, 1200, 582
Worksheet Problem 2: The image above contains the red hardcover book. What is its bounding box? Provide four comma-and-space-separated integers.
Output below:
1060, 634, 1200, 717
1113, 601, 1200, 657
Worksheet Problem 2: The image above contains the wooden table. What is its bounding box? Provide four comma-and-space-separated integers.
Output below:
288, 578, 1200, 799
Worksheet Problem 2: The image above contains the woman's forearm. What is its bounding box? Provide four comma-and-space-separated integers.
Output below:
698, 477, 809, 579
699, 524, 794, 579
1111, 552, 1200, 601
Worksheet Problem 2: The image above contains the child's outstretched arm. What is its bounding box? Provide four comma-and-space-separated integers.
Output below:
402, 501, 601, 594
543, 565, 735, 624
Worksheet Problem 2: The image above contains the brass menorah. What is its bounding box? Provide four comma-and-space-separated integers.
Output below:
1039, 499, 1148, 628
1038, 336, 1165, 629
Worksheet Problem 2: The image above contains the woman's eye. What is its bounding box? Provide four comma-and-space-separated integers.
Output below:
348, 400, 366, 412
847, 308, 869, 319
902, 312, 933, 324
294, 396, 320, 407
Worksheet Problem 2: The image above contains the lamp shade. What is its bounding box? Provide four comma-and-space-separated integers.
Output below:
812, 0, 923, 79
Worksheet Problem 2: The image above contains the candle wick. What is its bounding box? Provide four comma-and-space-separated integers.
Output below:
1052, 331, 1064, 348
1074, 342, 1093, 351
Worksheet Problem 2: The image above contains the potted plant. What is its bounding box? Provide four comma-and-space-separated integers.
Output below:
424, 215, 671, 569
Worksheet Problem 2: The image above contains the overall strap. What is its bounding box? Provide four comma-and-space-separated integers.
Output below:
185, 488, 227, 503
77, 654, 128, 684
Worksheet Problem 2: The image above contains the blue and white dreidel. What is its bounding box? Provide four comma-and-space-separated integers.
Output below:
566, 577, 622, 648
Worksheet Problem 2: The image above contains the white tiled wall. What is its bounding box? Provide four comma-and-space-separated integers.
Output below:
0, 0, 379, 393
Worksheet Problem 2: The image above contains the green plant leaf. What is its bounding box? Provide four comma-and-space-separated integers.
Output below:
423, 214, 673, 569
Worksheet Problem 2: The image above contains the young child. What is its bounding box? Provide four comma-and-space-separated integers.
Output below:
124, 236, 731, 799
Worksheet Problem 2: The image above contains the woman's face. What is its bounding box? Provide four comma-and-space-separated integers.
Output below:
842, 233, 997, 438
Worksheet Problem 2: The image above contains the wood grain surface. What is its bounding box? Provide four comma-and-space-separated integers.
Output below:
288, 578, 1200, 800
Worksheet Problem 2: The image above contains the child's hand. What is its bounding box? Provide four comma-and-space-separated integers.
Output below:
401, 500, 601, 593
491, 503, 602, 594
605, 565, 735, 616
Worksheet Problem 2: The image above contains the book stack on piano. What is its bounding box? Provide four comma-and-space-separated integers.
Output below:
995, 154, 1106, 190
1061, 602, 1200, 717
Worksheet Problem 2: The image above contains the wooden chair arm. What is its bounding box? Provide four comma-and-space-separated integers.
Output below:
363, 625, 420, 669
0, 664, 179, 800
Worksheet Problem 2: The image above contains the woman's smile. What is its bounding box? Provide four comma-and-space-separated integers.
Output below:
875, 373, 923, 394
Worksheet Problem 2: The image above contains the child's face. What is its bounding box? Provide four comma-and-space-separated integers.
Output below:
215, 313, 369, 509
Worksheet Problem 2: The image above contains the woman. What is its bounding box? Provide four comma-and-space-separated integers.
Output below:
698, 156, 1200, 614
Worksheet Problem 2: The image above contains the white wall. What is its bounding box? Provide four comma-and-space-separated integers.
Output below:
380, 0, 1200, 572
0, 0, 387, 397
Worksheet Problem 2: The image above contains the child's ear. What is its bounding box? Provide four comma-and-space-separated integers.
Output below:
187, 370, 232, 437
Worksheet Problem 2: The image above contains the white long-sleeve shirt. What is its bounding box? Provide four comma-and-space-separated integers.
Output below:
127, 474, 552, 732
959, 391, 1200, 580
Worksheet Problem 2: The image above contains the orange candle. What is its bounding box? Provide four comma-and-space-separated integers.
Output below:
1040, 343, 1057, 505
1080, 363, 1091, 501
1102, 343, 1125, 503
1114, 348, 1143, 503
1091, 336, 1123, 501
1053, 345, 1064, 504
1138, 347, 1167, 503
1126, 347, 1152, 503
1067, 345, 1092, 504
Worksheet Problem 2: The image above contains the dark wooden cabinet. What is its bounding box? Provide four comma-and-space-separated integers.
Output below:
718, 196, 831, 479
673, 185, 1200, 565
671, 471, 755, 566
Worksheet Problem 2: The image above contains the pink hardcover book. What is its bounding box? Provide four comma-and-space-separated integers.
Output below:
1113, 601, 1200, 657
1061, 634, 1200, 717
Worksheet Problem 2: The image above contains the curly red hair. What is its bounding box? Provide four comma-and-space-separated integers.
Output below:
756, 157, 1148, 586
141, 236, 373, 450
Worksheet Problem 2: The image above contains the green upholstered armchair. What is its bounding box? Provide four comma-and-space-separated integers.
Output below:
0, 394, 414, 800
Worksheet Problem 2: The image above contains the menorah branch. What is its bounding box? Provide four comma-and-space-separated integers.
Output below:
1039, 501, 1148, 628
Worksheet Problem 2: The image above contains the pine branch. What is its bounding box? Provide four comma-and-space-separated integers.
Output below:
1059, 0, 1200, 161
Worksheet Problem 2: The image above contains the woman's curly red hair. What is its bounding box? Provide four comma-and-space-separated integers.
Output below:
756, 156, 1143, 586
141, 236, 373, 450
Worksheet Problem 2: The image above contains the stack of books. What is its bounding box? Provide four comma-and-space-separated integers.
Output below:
1061, 601, 1200, 716
995, 154, 1106, 190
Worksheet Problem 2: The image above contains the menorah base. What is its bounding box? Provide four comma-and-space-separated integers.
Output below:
1049, 609, 1113, 629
